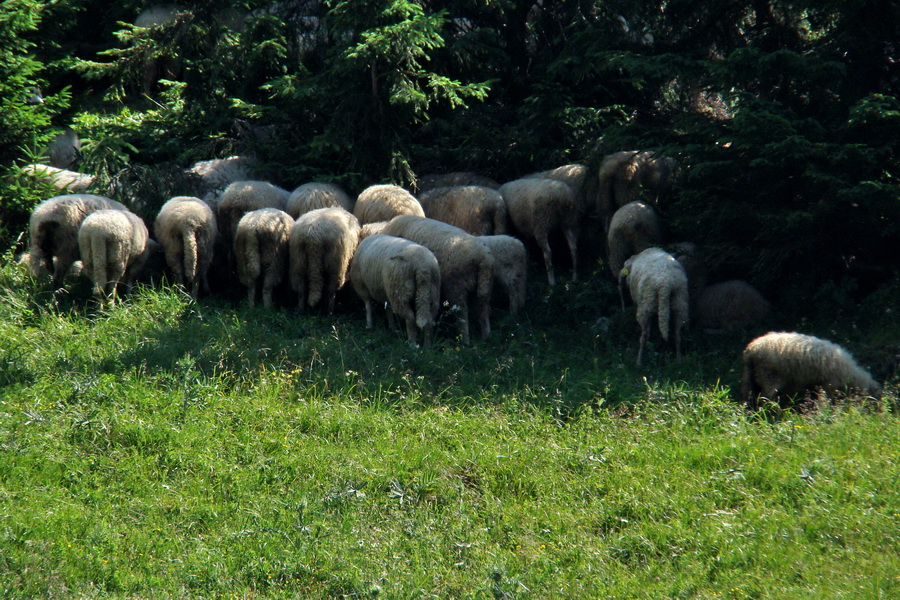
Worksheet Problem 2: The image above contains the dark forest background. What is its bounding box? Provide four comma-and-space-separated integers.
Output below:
2, 0, 899, 314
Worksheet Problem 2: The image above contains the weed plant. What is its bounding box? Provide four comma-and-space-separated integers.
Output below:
1, 251, 898, 599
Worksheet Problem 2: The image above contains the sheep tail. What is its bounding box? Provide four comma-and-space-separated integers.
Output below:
182, 227, 199, 282
307, 240, 326, 307
242, 233, 261, 282
476, 254, 493, 303
414, 263, 434, 330
90, 234, 108, 297
657, 286, 672, 342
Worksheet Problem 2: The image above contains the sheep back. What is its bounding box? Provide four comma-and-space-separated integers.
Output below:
233, 207, 293, 308
289, 207, 360, 312
154, 195, 218, 297
21, 164, 95, 193
418, 185, 508, 236
217, 180, 289, 243
29, 194, 128, 289
353, 184, 424, 225
349, 234, 441, 346
741, 332, 882, 406
185, 155, 256, 204
478, 235, 527, 315
417, 172, 500, 194
695, 280, 770, 333
525, 163, 597, 218
286, 182, 354, 219
77, 209, 150, 301
607, 201, 662, 276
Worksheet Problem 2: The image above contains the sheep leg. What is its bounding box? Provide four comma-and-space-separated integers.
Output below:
423, 323, 434, 347
476, 298, 491, 339
405, 318, 419, 347
364, 299, 375, 329
386, 305, 397, 330
564, 227, 578, 282
637, 324, 649, 366
247, 284, 256, 309
536, 235, 555, 286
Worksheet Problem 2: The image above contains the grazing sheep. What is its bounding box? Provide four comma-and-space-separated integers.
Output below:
233, 208, 294, 308
619, 247, 689, 366
478, 235, 527, 315
353, 184, 425, 225
498, 177, 579, 286
607, 201, 663, 278
77, 209, 151, 305
417, 172, 500, 194
381, 215, 494, 345
286, 182, 355, 218
217, 180, 290, 245
28, 194, 128, 290
597, 150, 678, 231
185, 155, 257, 204
741, 332, 882, 408
289, 207, 360, 313
418, 185, 508, 236
349, 234, 441, 347
359, 221, 388, 241
21, 164, 95, 193
669, 241, 708, 302
154, 196, 218, 299
525, 163, 597, 219
46, 128, 81, 170
695, 280, 771, 334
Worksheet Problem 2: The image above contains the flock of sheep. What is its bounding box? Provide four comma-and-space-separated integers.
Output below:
18, 149, 886, 409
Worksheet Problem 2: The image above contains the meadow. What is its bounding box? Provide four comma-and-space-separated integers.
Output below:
1, 250, 898, 599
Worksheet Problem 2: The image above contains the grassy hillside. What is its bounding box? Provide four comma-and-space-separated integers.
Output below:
1, 250, 898, 599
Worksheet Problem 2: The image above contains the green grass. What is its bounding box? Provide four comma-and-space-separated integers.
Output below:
1, 254, 898, 599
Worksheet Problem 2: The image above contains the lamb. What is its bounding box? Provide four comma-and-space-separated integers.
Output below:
380, 215, 494, 345
695, 280, 771, 334
289, 207, 360, 313
416, 172, 500, 194
741, 332, 882, 408
348, 234, 441, 347
28, 194, 128, 290
498, 177, 579, 286
77, 209, 152, 305
607, 201, 663, 278
185, 155, 257, 204
418, 185, 508, 236
21, 164, 95, 193
478, 235, 527, 315
286, 182, 355, 219
353, 184, 425, 225
233, 207, 294, 308
153, 196, 218, 299
597, 150, 678, 232
619, 247, 690, 366
216, 179, 290, 245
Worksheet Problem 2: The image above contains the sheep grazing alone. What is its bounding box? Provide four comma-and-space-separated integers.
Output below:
154, 196, 218, 299
21, 164, 95, 194
353, 184, 425, 226
28, 194, 128, 290
216, 179, 289, 245
286, 182, 355, 219
695, 280, 771, 334
741, 332, 882, 408
349, 234, 441, 347
289, 207, 360, 313
381, 215, 494, 345
498, 177, 579, 286
77, 209, 152, 305
233, 208, 294, 308
418, 185, 508, 236
597, 150, 678, 232
416, 172, 500, 194
607, 201, 663, 278
619, 247, 689, 366
478, 235, 527, 315
185, 155, 257, 204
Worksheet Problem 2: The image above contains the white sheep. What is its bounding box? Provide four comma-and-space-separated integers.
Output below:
286, 182, 355, 219
353, 184, 425, 225
289, 207, 360, 313
597, 150, 678, 231
741, 332, 882, 407
695, 280, 771, 334
358, 221, 388, 241
77, 209, 152, 305
417, 172, 500, 194
184, 155, 257, 204
524, 163, 597, 219
233, 207, 294, 308
478, 235, 527, 315
21, 164, 95, 193
28, 194, 128, 290
498, 177, 579, 286
607, 201, 663, 277
619, 247, 689, 366
349, 234, 442, 347
154, 196, 218, 299
380, 215, 494, 345
217, 180, 290, 244
418, 185, 508, 236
